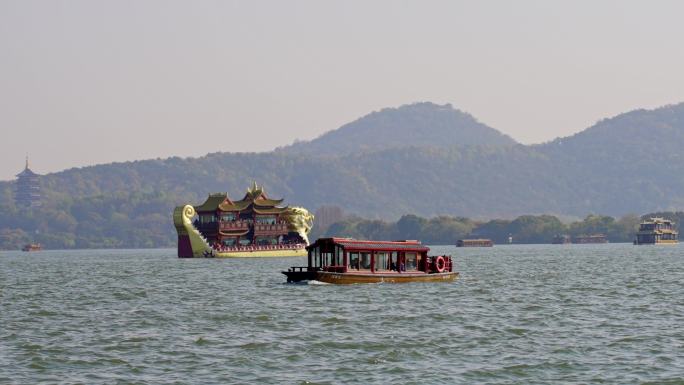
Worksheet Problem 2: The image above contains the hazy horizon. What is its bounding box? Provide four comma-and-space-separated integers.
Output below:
2, 0, 684, 180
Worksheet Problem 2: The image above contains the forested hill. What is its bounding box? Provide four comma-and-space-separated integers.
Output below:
536, 102, 684, 214
2, 102, 684, 249
277, 102, 517, 155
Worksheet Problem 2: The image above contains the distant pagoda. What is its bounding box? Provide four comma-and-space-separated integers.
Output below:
15, 156, 41, 208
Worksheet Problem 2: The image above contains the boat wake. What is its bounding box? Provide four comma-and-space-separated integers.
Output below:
282, 279, 330, 285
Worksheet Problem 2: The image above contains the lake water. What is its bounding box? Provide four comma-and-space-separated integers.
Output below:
1, 244, 683, 384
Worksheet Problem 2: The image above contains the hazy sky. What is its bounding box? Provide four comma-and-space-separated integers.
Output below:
2, 0, 684, 181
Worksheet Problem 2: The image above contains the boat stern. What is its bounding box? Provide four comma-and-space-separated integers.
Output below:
283, 267, 317, 283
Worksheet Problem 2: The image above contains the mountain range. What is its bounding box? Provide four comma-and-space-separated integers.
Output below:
2, 101, 684, 248
278, 102, 516, 155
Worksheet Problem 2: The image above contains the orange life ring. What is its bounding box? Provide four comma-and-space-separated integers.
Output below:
435, 256, 446, 273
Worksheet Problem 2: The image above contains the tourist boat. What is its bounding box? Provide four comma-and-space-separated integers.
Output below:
283, 238, 458, 284
456, 238, 493, 247
634, 217, 678, 245
21, 243, 42, 252
173, 182, 314, 257
552, 234, 571, 244
573, 234, 608, 244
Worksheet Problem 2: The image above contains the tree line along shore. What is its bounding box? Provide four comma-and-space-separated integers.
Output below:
1, 196, 681, 250
311, 211, 683, 246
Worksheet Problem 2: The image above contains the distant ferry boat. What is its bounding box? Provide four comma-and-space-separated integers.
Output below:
173, 182, 314, 258
634, 217, 678, 245
283, 238, 458, 284
456, 239, 493, 247
573, 234, 608, 244
552, 234, 607, 244
21, 243, 42, 252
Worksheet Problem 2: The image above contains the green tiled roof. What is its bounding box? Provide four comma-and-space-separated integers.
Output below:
194, 183, 287, 213
253, 207, 288, 214
194, 193, 228, 212
218, 200, 252, 211
253, 198, 284, 206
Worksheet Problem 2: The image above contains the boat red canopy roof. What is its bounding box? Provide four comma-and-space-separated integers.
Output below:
308, 237, 430, 252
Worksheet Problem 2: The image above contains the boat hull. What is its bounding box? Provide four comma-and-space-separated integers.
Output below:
310, 271, 458, 284
634, 240, 678, 245
212, 248, 307, 258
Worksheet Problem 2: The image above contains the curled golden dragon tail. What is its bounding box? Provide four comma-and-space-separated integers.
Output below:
173, 205, 212, 257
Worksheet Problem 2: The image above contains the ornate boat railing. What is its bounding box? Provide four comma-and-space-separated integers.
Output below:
253, 222, 289, 233
213, 243, 306, 253
219, 220, 250, 230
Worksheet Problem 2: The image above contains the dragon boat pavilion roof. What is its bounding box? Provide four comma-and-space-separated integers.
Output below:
194, 182, 287, 214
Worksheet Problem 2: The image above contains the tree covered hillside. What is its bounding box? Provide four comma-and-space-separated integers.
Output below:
538, 102, 684, 214
278, 102, 516, 155
1, 102, 684, 249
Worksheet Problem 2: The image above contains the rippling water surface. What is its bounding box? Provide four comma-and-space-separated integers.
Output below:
1, 244, 684, 384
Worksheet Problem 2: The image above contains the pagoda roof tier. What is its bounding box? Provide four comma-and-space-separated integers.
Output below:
195, 193, 232, 212
252, 207, 289, 214
218, 200, 253, 211
253, 198, 284, 206
16, 157, 40, 178
195, 183, 288, 213
241, 181, 281, 202
219, 198, 284, 211
16, 168, 39, 177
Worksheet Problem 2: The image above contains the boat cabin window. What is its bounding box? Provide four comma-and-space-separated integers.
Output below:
405, 253, 417, 270
335, 246, 343, 266
309, 242, 342, 268
222, 238, 236, 246
256, 236, 277, 245
360, 252, 371, 270
322, 252, 333, 266
313, 247, 320, 267
348, 252, 359, 270
390, 252, 397, 269
374, 252, 388, 271
200, 214, 216, 224
256, 215, 277, 224
221, 213, 236, 221
239, 239, 251, 246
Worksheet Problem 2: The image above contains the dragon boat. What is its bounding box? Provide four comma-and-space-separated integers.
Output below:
173, 182, 314, 258
283, 238, 458, 284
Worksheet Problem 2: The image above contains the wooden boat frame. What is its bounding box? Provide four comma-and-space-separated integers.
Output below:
283, 238, 458, 284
